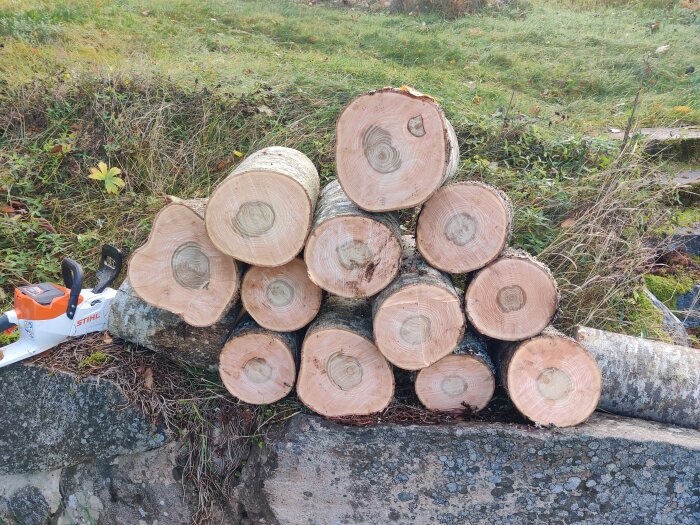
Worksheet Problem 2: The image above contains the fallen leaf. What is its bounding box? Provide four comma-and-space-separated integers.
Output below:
672, 106, 691, 115
472, 95, 481, 106
144, 367, 154, 390
655, 44, 671, 55
37, 218, 57, 233
141, 10, 151, 16
195, 27, 205, 33
257, 105, 274, 117
469, 28, 484, 36
529, 105, 541, 116
103, 333, 113, 344
233, 150, 244, 158
560, 218, 576, 228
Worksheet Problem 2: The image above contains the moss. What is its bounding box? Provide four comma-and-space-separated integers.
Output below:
0, 330, 18, 346
78, 351, 111, 369
623, 287, 670, 342
674, 207, 700, 229
644, 274, 695, 308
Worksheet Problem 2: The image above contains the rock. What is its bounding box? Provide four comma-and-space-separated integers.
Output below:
643, 287, 689, 344
670, 224, 700, 257
674, 284, 700, 328
0, 443, 206, 525
234, 414, 700, 525
0, 469, 62, 525
57, 442, 195, 525
0, 363, 168, 474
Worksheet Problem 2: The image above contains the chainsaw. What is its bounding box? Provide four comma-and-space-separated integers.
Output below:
0, 245, 123, 369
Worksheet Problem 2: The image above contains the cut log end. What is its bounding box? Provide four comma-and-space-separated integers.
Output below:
336, 88, 457, 211
417, 182, 512, 273
374, 284, 464, 370
305, 216, 402, 298
465, 255, 558, 341
416, 354, 495, 412
128, 202, 239, 327
206, 171, 312, 266
206, 147, 319, 267
297, 328, 394, 417
241, 258, 322, 331
504, 335, 601, 427
220, 332, 296, 405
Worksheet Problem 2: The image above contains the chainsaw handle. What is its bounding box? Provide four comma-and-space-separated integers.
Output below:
61, 258, 84, 320
94, 244, 123, 294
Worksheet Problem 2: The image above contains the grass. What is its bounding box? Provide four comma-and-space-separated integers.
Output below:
0, 0, 696, 334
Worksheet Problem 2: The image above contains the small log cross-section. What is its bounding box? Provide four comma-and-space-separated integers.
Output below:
219, 316, 298, 405
297, 297, 394, 417
205, 147, 320, 267
128, 198, 240, 327
416, 182, 513, 273
336, 86, 459, 212
305, 181, 402, 298
498, 329, 601, 427
465, 249, 558, 341
576, 326, 700, 429
373, 236, 465, 370
241, 258, 322, 332
415, 332, 495, 412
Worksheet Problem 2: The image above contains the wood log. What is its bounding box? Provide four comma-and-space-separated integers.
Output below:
108, 279, 240, 370
336, 86, 459, 212
241, 258, 322, 332
128, 198, 240, 327
575, 326, 700, 429
304, 180, 402, 298
297, 297, 394, 417
465, 249, 558, 341
219, 316, 298, 405
416, 181, 512, 273
415, 331, 495, 412
205, 146, 320, 267
497, 329, 601, 427
373, 236, 464, 370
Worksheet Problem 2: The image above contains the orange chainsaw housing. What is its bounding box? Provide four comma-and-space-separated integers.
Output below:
14, 284, 84, 321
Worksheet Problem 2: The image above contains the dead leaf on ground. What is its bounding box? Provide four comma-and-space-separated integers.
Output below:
37, 218, 57, 233
257, 105, 274, 117
560, 218, 576, 228
144, 367, 154, 390
655, 44, 671, 55
141, 10, 151, 16
469, 28, 485, 36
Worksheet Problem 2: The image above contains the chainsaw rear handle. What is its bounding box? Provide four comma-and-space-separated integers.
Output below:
0, 314, 14, 333
61, 258, 84, 320
94, 244, 123, 294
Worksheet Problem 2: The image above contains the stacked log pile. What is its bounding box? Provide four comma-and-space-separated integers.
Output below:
111, 86, 612, 428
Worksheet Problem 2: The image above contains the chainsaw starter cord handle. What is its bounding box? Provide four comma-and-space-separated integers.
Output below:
61, 258, 84, 320
0, 314, 15, 333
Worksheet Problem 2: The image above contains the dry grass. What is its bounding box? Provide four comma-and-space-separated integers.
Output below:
537, 147, 673, 337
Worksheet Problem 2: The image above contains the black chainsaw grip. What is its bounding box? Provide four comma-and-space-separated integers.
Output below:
61, 258, 84, 320
0, 314, 15, 332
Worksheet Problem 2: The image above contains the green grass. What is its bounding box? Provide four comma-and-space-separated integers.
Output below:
0, 0, 697, 130
0, 0, 697, 338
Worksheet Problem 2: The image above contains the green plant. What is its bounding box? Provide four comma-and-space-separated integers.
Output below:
644, 273, 695, 307
88, 162, 125, 194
